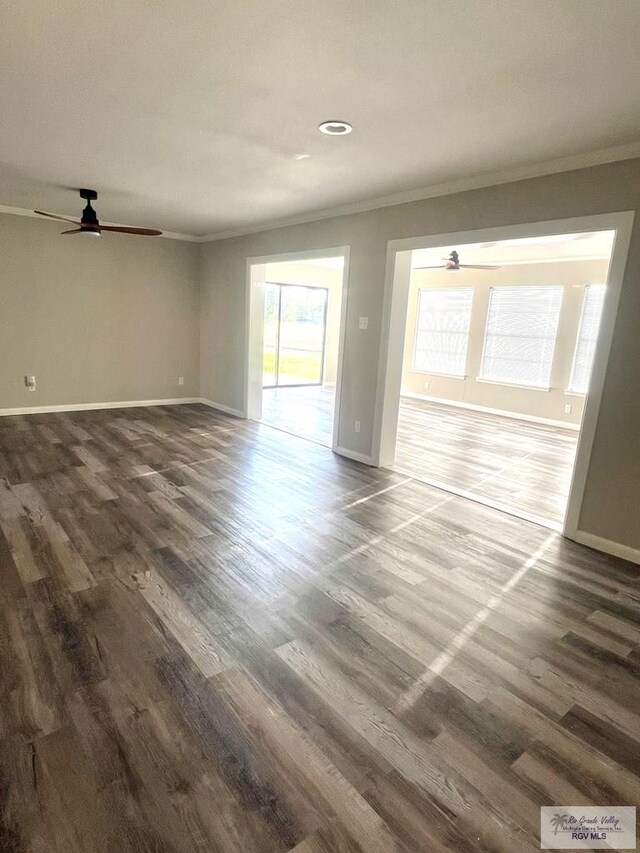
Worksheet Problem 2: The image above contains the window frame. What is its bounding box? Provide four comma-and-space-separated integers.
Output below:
411, 286, 474, 379
478, 284, 564, 390
567, 284, 606, 396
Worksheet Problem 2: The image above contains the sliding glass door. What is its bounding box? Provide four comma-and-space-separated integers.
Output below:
263, 283, 328, 387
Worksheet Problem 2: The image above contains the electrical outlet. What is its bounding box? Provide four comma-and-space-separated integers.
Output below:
178, 376, 185, 386
425, 380, 430, 390
358, 317, 368, 330
25, 375, 36, 392
354, 420, 361, 433
564, 403, 572, 414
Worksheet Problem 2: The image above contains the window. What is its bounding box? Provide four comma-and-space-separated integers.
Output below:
568, 285, 606, 394
480, 285, 563, 388
413, 287, 473, 377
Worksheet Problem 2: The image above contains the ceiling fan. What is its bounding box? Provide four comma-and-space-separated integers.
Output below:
34, 189, 162, 237
414, 250, 501, 271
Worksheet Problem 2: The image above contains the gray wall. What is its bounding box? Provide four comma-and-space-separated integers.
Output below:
0, 213, 200, 408
199, 158, 640, 551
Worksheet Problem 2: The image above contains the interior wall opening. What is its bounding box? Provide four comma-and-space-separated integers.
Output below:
247, 254, 346, 448
392, 229, 616, 530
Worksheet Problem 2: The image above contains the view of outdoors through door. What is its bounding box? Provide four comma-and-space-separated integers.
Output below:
393, 230, 615, 529
263, 284, 327, 387
260, 257, 344, 447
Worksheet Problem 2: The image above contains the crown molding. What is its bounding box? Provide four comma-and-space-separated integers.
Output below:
195, 140, 640, 242
0, 205, 198, 242
3, 141, 640, 244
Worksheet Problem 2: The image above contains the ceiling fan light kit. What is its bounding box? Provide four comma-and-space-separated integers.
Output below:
34, 189, 163, 237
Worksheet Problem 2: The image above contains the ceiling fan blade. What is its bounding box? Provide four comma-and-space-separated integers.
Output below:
99, 225, 163, 236
35, 210, 80, 225
60, 229, 85, 235
459, 264, 502, 269
413, 264, 447, 269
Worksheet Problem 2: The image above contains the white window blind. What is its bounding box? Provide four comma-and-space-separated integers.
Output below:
568, 285, 606, 394
413, 287, 473, 377
480, 285, 563, 388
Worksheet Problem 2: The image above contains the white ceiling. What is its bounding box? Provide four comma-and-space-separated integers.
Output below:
302, 257, 345, 270
2, 1, 640, 238
411, 231, 615, 268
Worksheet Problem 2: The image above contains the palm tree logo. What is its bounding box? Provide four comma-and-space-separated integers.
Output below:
550, 813, 569, 835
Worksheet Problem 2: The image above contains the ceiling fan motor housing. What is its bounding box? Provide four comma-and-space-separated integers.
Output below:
79, 189, 99, 228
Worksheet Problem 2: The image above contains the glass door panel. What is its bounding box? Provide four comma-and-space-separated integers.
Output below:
262, 283, 328, 387
277, 349, 323, 386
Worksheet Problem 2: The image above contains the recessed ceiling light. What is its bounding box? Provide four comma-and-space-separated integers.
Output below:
294, 153, 311, 160
319, 120, 352, 136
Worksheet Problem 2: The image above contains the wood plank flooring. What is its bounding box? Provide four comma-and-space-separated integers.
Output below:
0, 403, 638, 852
260, 389, 577, 526
396, 397, 579, 526
261, 385, 335, 447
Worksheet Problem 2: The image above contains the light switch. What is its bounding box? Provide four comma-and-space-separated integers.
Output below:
358, 317, 368, 330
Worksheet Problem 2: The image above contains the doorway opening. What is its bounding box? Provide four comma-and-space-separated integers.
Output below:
246, 250, 348, 448
376, 214, 633, 536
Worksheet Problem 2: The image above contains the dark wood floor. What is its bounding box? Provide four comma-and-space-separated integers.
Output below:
396, 397, 579, 527
261, 385, 335, 447
261, 388, 577, 526
1, 404, 639, 853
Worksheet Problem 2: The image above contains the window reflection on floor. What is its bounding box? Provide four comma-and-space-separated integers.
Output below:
261, 386, 335, 447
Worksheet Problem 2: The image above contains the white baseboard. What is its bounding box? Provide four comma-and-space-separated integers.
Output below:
334, 445, 376, 466
572, 530, 640, 565
401, 391, 581, 431
198, 398, 245, 418
0, 397, 200, 416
